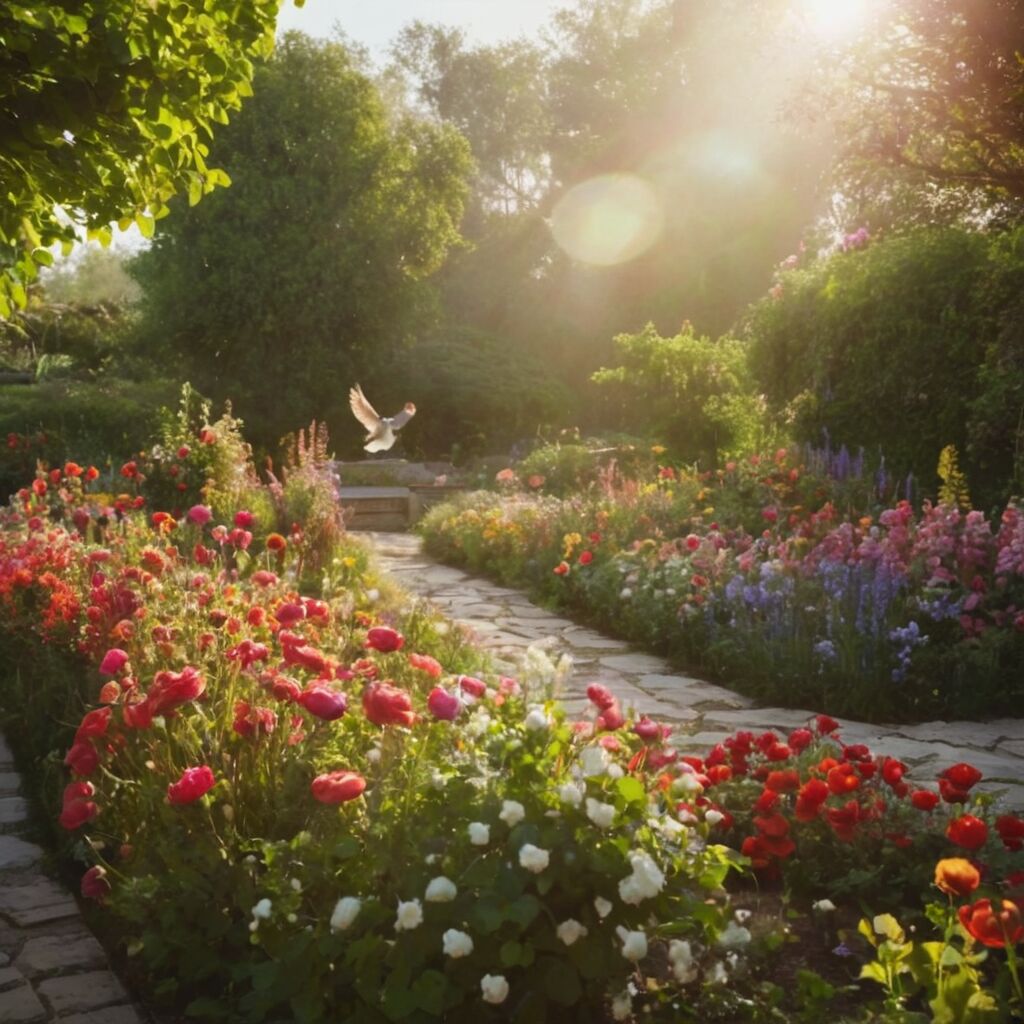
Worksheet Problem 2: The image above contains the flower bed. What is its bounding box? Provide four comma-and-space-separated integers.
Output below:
420, 451, 1024, 722
1, 454, 1022, 1023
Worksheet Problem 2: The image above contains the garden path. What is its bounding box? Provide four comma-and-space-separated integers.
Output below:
0, 732, 143, 1024
362, 532, 1024, 810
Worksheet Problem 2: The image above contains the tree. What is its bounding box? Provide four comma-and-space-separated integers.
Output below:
131, 33, 472, 452
829, 0, 1024, 223
0, 0, 290, 317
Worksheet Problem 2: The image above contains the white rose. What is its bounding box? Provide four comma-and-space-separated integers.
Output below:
668, 939, 693, 968
813, 899, 836, 913
616, 926, 647, 962
611, 991, 632, 1020
594, 896, 613, 919
558, 782, 584, 807
395, 899, 423, 931
673, 959, 698, 984
580, 746, 610, 777
499, 800, 526, 827
425, 876, 457, 902
673, 773, 704, 794
524, 708, 549, 731
366, 747, 381, 764
442, 928, 474, 958
618, 851, 665, 905
556, 919, 588, 946
251, 898, 272, 920
707, 960, 728, 985
704, 809, 725, 826
468, 822, 490, 846
480, 973, 510, 1005
717, 920, 751, 949
586, 797, 616, 830
330, 897, 361, 932
518, 843, 550, 873
607, 763, 624, 780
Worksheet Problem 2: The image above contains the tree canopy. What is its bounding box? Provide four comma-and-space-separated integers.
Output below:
131, 33, 473, 452
0, 0, 288, 317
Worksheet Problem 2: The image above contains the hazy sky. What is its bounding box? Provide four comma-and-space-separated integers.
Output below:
275, 0, 562, 57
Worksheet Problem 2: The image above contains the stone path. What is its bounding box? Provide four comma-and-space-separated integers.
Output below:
0, 733, 143, 1024
362, 532, 1024, 809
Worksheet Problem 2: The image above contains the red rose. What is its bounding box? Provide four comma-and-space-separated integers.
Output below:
939, 777, 972, 804
578, 550, 593, 565
167, 766, 216, 805
911, 789, 940, 812
296, 684, 348, 721
947, 814, 989, 851
427, 687, 460, 721
365, 626, 404, 653
363, 682, 416, 727
788, 728, 813, 752
80, 866, 110, 902
827, 764, 860, 795
814, 714, 840, 735
958, 898, 1024, 948
941, 763, 983, 791
311, 770, 366, 805
881, 757, 907, 787
765, 770, 800, 793
996, 814, 1024, 852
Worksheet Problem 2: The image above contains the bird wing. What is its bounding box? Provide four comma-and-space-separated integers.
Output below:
349, 384, 381, 433
388, 405, 416, 431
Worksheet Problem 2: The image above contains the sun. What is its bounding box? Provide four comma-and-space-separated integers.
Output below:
802, 0, 872, 39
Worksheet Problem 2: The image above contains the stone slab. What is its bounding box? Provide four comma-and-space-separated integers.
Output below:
0, 798, 27, 830
599, 653, 672, 675
15, 933, 107, 978
0, 983, 46, 1023
0, 776, 19, 798
0, 878, 79, 927
36, 971, 128, 1015
61, 1008, 143, 1024
0, 737, 12, 770
0, 965, 28, 990
0, 837, 42, 872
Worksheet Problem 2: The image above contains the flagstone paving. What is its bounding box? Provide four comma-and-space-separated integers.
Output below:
0, 733, 143, 1024
361, 531, 1024, 809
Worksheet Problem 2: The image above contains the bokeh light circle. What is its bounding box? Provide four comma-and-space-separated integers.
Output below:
549, 173, 664, 266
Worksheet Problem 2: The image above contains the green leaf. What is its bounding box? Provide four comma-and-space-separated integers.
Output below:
135, 212, 156, 239
542, 958, 582, 1006
859, 962, 888, 985
31, 247, 53, 267
411, 970, 448, 1016
615, 775, 646, 805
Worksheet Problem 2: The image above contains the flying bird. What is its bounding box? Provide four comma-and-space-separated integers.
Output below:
348, 384, 416, 453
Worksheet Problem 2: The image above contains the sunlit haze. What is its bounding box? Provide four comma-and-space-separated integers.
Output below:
802, 0, 873, 39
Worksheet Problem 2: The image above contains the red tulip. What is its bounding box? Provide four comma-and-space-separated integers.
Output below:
363, 682, 416, 727
958, 898, 1024, 948
311, 770, 366, 805
427, 687, 460, 721
80, 866, 110, 902
365, 626, 404, 653
167, 766, 216, 805
947, 814, 989, 851
296, 684, 348, 721
942, 762, 983, 791
911, 789, 940, 811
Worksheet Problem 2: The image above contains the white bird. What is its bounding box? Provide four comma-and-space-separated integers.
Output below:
348, 384, 416, 453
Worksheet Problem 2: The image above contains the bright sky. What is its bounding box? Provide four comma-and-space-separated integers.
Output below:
274, 0, 563, 57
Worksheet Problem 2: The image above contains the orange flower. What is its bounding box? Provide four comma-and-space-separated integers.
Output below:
266, 533, 287, 552
934, 858, 981, 898
553, 561, 570, 576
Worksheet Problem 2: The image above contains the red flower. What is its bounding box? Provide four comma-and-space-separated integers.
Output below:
911, 789, 940, 812
826, 800, 864, 842
958, 898, 1024, 948
177, 445, 190, 459
80, 866, 110, 902
458, 675, 487, 698
59, 781, 99, 830
284, 644, 328, 675
934, 858, 981, 898
586, 684, 616, 710
234, 509, 254, 528
596, 700, 625, 732
939, 777, 972, 804
408, 652, 443, 678
578, 550, 593, 566
794, 778, 829, 821
815, 715, 840, 735
266, 533, 287, 552
765, 770, 800, 793
167, 766, 216, 805
365, 626, 404, 653
946, 814, 989, 851
296, 684, 348, 721
996, 814, 1024, 852
187, 505, 212, 525
146, 666, 206, 715
311, 770, 366, 805
881, 757, 907, 787
363, 682, 416, 727
788, 728, 813, 752
827, 764, 860, 795
427, 687, 460, 721
553, 561, 570, 576
99, 648, 129, 675
232, 701, 277, 738
942, 763, 983, 791
64, 741, 100, 777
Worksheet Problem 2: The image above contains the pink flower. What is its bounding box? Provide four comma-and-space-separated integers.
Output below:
187, 505, 212, 525
275, 602, 306, 626
365, 626, 404, 653
408, 652, 443, 678
234, 510, 254, 528
427, 687, 460, 721
80, 866, 110, 902
99, 648, 129, 675
458, 675, 487, 698
296, 684, 348, 721
167, 766, 216, 805
363, 682, 417, 727
311, 771, 366, 805
146, 666, 206, 715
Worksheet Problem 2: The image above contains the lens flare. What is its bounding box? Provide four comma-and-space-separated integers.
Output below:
549, 174, 664, 266
803, 0, 870, 39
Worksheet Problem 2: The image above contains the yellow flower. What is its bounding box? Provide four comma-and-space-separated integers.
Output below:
650, 444, 667, 455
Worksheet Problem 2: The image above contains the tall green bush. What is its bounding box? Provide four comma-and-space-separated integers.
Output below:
745, 226, 1024, 506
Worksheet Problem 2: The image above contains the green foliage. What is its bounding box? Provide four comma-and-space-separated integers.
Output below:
0, 0, 289, 316
592, 323, 770, 468
937, 446, 971, 510
41, 245, 142, 306
131, 33, 473, 453
745, 226, 1024, 507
